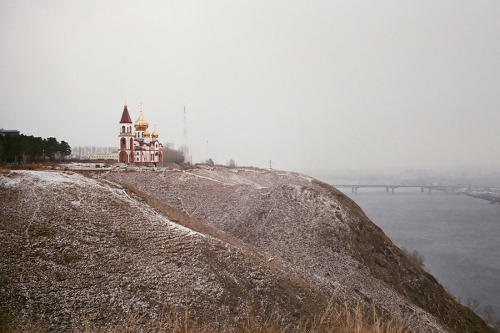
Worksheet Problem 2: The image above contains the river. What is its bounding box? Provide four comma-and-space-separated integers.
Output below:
335, 186, 500, 318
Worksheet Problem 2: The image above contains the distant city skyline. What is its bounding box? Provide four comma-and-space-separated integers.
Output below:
1, 1, 499, 174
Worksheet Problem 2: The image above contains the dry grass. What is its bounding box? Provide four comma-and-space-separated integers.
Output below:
311, 302, 410, 333
1, 302, 410, 333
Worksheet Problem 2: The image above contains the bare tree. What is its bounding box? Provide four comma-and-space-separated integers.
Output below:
162, 147, 185, 164
466, 298, 481, 312
401, 247, 425, 269
481, 305, 495, 326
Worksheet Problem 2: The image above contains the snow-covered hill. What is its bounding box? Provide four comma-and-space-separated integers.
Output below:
0, 170, 326, 331
104, 165, 491, 333
0, 166, 492, 332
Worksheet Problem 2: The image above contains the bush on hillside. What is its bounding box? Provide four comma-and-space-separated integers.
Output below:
401, 247, 425, 270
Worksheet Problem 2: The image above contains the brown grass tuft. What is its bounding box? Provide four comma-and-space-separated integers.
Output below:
1, 302, 410, 333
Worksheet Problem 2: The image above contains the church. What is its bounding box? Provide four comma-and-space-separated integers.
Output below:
118, 104, 163, 164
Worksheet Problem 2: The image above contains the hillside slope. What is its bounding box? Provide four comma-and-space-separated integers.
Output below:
0, 170, 327, 331
103, 165, 492, 333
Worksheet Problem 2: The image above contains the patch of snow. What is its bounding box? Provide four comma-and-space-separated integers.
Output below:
183, 172, 233, 186
1, 170, 89, 188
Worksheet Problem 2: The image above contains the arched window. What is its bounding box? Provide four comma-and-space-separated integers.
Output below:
121, 126, 125, 134
121, 138, 126, 149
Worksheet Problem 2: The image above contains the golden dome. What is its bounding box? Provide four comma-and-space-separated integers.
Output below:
134, 110, 149, 131
152, 125, 159, 138
144, 129, 151, 138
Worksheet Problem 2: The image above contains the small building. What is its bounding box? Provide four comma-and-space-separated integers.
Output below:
0, 129, 20, 136
86, 153, 119, 161
118, 104, 163, 164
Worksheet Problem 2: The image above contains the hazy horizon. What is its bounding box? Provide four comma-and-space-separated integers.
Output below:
1, 1, 499, 174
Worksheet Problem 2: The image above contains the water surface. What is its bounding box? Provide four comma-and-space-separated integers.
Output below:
338, 187, 500, 315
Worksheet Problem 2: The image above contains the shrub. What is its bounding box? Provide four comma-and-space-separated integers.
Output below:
401, 247, 425, 270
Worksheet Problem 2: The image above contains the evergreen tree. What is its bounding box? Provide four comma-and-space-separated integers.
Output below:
59, 141, 72, 160
45, 137, 60, 161
0, 134, 70, 163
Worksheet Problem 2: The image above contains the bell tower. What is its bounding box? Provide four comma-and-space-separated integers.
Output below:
118, 104, 134, 163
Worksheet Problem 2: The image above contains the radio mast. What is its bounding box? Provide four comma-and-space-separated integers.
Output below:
183, 106, 188, 140
181, 106, 192, 164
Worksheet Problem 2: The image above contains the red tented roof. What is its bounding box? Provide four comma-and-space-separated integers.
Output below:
120, 105, 132, 123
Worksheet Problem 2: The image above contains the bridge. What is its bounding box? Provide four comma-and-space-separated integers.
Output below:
333, 184, 500, 194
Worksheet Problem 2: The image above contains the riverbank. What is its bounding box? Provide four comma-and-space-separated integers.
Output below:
466, 191, 500, 204
337, 187, 500, 328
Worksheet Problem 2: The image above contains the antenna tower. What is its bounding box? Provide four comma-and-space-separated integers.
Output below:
181, 106, 192, 164
183, 106, 188, 141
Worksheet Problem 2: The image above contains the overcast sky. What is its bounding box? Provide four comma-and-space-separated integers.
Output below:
1, 1, 499, 174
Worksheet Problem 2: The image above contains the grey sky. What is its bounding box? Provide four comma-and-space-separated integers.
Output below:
1, 1, 499, 173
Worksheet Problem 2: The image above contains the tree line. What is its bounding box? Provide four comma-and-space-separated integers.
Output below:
0, 134, 71, 163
